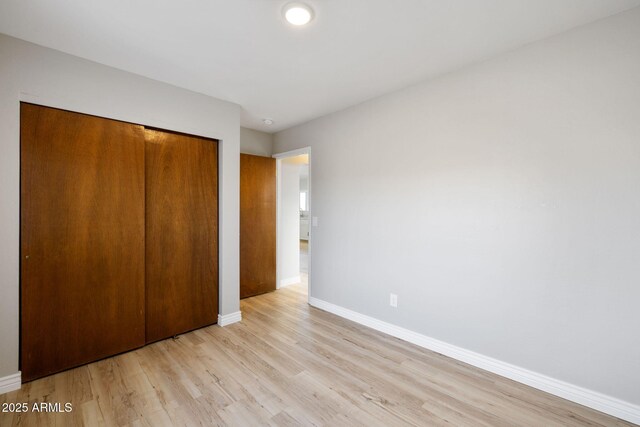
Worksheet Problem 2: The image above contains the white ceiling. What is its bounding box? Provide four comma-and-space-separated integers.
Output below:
1, 1, 638, 132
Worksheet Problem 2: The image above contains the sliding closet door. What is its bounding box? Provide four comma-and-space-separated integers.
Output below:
240, 154, 276, 298
20, 103, 146, 381
145, 129, 218, 343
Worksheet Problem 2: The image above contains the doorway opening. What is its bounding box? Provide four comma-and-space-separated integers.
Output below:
274, 147, 311, 299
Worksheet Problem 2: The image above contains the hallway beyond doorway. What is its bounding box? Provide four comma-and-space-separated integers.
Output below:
300, 240, 308, 274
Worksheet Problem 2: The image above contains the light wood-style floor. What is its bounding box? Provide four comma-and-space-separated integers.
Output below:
0, 281, 633, 427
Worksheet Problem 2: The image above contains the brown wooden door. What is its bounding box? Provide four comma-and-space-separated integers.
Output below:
145, 129, 218, 343
20, 103, 146, 381
240, 154, 276, 298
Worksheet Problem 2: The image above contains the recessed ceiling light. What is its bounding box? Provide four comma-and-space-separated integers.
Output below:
283, 2, 314, 26
263, 118, 274, 126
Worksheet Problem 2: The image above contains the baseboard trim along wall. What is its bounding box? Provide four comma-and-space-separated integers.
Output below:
308, 297, 640, 425
0, 372, 21, 395
218, 311, 242, 327
280, 275, 301, 288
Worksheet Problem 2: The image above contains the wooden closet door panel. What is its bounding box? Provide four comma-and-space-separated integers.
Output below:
20, 103, 146, 381
145, 129, 218, 343
240, 154, 276, 298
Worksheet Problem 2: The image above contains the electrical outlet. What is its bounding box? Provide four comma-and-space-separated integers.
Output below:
390, 293, 398, 308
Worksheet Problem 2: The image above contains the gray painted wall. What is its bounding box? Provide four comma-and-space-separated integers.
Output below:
240, 127, 273, 157
274, 9, 640, 405
0, 34, 241, 379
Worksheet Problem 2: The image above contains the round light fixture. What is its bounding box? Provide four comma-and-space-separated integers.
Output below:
283, 2, 314, 26
263, 118, 274, 126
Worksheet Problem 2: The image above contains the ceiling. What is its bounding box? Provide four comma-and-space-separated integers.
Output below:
1, 1, 638, 133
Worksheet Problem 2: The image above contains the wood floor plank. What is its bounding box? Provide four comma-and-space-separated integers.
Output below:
0, 281, 634, 427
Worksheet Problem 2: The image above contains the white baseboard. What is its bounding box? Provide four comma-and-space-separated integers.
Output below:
279, 275, 301, 288
0, 372, 21, 395
218, 311, 242, 327
308, 297, 640, 425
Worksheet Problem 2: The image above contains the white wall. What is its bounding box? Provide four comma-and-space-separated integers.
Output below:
278, 161, 301, 285
240, 127, 273, 157
0, 34, 241, 379
274, 8, 640, 406
300, 165, 310, 240
300, 165, 309, 195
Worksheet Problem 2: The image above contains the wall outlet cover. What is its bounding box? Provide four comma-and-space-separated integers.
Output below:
390, 293, 398, 308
